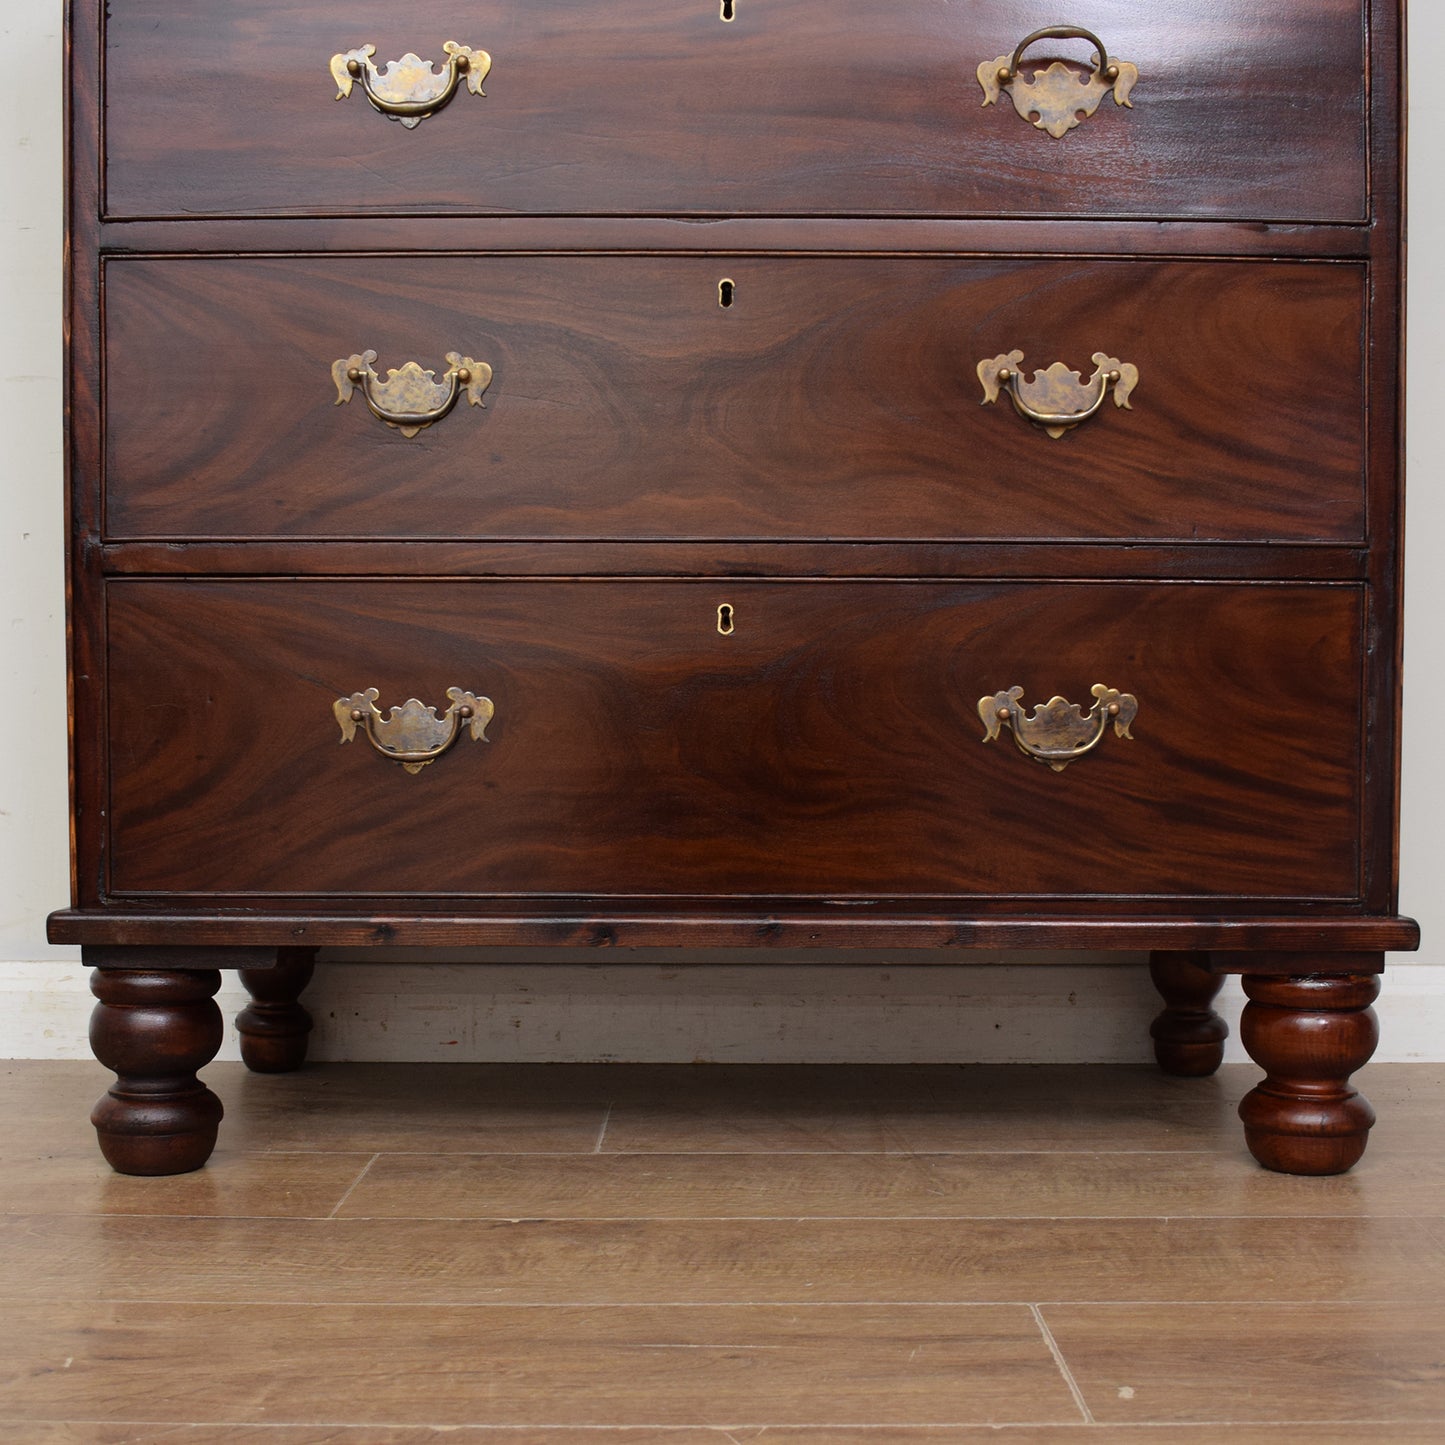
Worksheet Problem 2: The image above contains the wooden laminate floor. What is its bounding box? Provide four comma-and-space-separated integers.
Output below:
2, 1060, 1443, 1443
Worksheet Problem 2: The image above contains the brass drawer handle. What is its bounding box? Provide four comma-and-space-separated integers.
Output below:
978, 350, 1138, 440
978, 26, 1137, 138
334, 688, 494, 774
332, 351, 493, 438
330, 42, 490, 128
979, 685, 1137, 772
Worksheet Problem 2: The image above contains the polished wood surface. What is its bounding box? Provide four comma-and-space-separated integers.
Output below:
236, 947, 316, 1073
336, 1144, 1445, 1221
1149, 949, 1228, 1076
50, 910, 1423, 952
1045, 1304, 1445, 1431
102, 255, 1366, 543
5, 1300, 1079, 1429
17, 1208, 1442, 1305
1238, 972, 1382, 1174
54, 0, 1385, 258
92, 214, 1384, 258
87, 969, 224, 1175
97, 538, 1374, 581
101, 0, 1368, 222
4, 1060, 1444, 1434
103, 579, 1363, 901
57, 0, 1413, 1174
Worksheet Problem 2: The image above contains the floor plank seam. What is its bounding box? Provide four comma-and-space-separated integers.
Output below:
593, 1100, 615, 1153
243, 1148, 1240, 1159
8, 1064, 1442, 1433
320, 1213, 1438, 1223
14, 1420, 1445, 1432
22, 1297, 1439, 1308
325, 1153, 381, 1220
376, 1149, 1237, 1159
1029, 1304, 1095, 1425
12, 1210, 1442, 1223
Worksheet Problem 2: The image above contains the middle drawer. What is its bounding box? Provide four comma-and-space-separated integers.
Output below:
103, 255, 1365, 544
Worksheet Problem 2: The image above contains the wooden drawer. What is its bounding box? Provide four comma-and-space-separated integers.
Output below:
102, 255, 1365, 544
101, 0, 1367, 221
103, 579, 1362, 903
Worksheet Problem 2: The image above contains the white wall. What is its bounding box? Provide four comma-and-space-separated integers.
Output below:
2, 4, 1440, 1063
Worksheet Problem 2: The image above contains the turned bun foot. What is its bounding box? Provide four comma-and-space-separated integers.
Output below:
89, 968, 225, 1175
237, 947, 316, 1073
1238, 973, 1380, 1176
1148, 951, 1228, 1077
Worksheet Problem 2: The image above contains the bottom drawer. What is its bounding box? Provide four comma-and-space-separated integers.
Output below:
102, 579, 1362, 902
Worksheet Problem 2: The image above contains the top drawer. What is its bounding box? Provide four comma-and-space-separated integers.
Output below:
100, 0, 1369, 222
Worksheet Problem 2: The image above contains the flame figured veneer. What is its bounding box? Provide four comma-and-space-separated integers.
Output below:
53, 0, 1414, 1176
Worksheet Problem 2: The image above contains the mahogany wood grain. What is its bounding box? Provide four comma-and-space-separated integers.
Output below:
47, 910, 1422, 954
1208, 949, 1385, 976
88, 968, 225, 1175
1360, 7, 1408, 919
57, 0, 1415, 1176
1148, 950, 1228, 1077
93, 215, 1380, 260
66, 0, 108, 921
97, 540, 1371, 582
101, 578, 1363, 902
236, 947, 317, 1073
102, 255, 1366, 545
81, 945, 279, 971
101, 0, 1367, 222
1238, 972, 1381, 1175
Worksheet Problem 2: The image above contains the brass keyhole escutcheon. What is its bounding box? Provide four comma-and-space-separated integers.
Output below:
717, 603, 735, 635
718, 278, 735, 308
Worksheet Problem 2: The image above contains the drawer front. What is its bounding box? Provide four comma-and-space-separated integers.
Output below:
103, 256, 1365, 544
104, 580, 1362, 902
102, 0, 1367, 221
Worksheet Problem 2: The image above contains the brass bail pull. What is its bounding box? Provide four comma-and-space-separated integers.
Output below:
977, 351, 1139, 440
332, 351, 494, 438
334, 688, 494, 774
978, 26, 1138, 138
329, 42, 491, 128
1001, 26, 1115, 85
978, 685, 1138, 773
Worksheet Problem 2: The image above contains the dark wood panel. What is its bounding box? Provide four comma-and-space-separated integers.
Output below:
68, 0, 108, 915
102, 0, 1367, 221
1359, 5, 1407, 916
48, 910, 1421, 953
103, 580, 1362, 901
94, 217, 1378, 258
96, 540, 1370, 581
102, 256, 1366, 543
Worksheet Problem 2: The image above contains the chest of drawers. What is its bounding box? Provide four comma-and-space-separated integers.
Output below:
51, 0, 1417, 1175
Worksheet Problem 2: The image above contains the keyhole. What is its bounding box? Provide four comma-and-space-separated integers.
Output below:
720, 0, 735, 20
717, 603, 735, 635
718, 278, 735, 308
